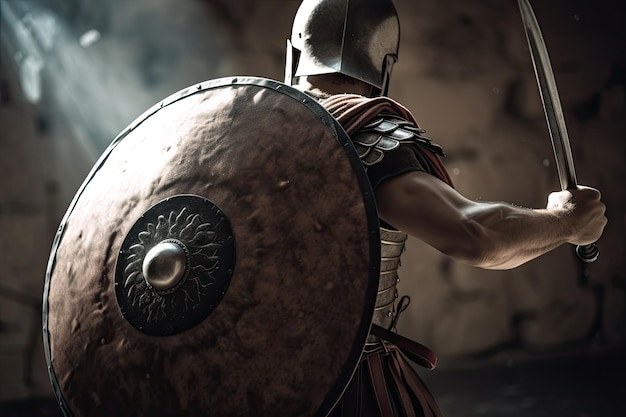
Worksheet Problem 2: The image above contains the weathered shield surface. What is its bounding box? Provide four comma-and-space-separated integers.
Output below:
43, 77, 380, 417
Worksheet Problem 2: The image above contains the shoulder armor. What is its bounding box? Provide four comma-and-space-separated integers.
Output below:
352, 114, 445, 167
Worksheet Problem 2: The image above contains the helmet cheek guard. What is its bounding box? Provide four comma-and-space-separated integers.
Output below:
285, 0, 400, 97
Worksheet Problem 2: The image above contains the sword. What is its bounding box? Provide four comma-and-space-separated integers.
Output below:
518, 0, 599, 263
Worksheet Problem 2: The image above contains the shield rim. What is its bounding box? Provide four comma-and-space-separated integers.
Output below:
42, 76, 381, 417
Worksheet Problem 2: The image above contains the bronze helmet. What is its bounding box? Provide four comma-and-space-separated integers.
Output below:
285, 0, 400, 96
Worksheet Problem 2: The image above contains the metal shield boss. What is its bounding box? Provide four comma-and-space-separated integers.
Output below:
43, 77, 381, 417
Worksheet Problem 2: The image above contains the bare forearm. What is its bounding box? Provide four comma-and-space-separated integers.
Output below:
376, 171, 606, 271
459, 202, 570, 269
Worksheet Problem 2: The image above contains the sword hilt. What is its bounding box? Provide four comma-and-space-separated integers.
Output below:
563, 183, 599, 263
564, 184, 600, 263
576, 243, 599, 263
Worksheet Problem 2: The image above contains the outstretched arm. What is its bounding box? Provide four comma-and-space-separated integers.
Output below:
375, 171, 607, 270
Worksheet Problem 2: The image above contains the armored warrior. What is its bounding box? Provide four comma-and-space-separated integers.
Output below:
285, 0, 607, 416
41, 1, 607, 416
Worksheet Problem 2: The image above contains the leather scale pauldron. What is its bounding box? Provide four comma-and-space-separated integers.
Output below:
352, 113, 445, 167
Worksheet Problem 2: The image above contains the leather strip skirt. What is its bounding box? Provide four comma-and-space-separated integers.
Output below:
328, 342, 443, 417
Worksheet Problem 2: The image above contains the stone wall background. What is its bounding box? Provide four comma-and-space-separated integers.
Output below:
0, 0, 624, 401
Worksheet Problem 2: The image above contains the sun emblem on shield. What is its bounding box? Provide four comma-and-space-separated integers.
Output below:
114, 195, 235, 336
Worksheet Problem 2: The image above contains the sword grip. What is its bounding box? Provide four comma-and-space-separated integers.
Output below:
566, 187, 599, 263
576, 243, 599, 263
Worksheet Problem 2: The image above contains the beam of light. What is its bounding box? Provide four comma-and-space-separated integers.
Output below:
0, 1, 54, 103
2, 0, 232, 161
1, 0, 144, 159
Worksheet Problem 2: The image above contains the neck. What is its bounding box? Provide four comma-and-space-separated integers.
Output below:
296, 75, 375, 97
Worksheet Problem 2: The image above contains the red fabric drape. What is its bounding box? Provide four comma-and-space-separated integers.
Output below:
320, 94, 454, 188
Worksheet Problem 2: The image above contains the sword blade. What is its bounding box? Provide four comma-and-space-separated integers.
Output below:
518, 0, 599, 263
518, 0, 577, 191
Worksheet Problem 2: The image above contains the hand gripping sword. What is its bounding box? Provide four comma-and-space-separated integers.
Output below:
518, 0, 599, 263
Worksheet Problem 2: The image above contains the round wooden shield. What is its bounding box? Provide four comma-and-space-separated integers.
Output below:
43, 77, 380, 417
